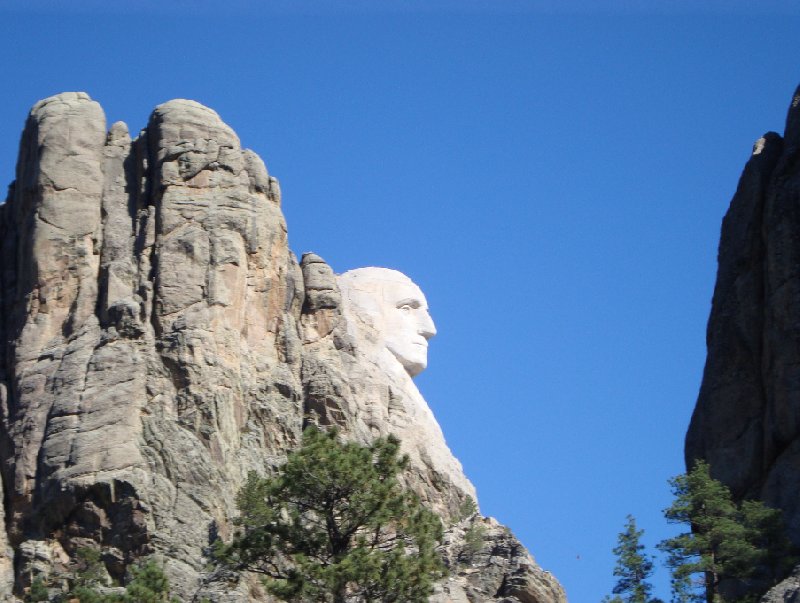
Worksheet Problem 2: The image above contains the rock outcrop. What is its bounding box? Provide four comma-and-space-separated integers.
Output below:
761, 565, 800, 603
686, 85, 800, 599
434, 516, 564, 603
0, 92, 565, 602
308, 266, 477, 516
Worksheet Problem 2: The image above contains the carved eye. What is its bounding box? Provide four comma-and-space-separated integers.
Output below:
397, 299, 420, 312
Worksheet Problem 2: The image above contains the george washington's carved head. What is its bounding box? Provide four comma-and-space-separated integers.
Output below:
338, 268, 436, 377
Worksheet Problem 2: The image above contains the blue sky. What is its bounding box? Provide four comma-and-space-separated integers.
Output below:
1, 3, 799, 601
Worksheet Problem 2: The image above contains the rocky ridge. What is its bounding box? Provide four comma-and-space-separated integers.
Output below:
0, 92, 565, 602
686, 85, 800, 599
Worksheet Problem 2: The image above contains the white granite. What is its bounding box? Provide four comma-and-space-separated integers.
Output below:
338, 267, 436, 377
337, 267, 477, 508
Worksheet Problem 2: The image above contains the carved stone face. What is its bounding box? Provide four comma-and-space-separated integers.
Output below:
338, 268, 437, 377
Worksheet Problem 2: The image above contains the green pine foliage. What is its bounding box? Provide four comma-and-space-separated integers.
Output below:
462, 522, 487, 559
739, 499, 798, 583
69, 585, 108, 603
38, 551, 178, 603
658, 459, 795, 603
24, 576, 49, 602
605, 515, 661, 603
457, 496, 478, 521
216, 427, 448, 603
668, 574, 695, 603
121, 559, 179, 603
68, 547, 108, 603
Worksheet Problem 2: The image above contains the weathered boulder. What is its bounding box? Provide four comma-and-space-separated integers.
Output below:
0, 92, 564, 602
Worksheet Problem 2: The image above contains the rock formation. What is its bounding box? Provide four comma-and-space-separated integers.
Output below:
686, 84, 800, 598
325, 267, 477, 511
761, 565, 800, 603
0, 92, 565, 602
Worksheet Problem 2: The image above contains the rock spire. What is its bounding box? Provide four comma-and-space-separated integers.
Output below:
687, 84, 800, 599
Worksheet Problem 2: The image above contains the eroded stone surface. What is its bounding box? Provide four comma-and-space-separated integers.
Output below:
0, 93, 564, 602
434, 516, 565, 603
1, 93, 304, 600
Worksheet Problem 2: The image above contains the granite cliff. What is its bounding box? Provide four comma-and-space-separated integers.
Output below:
0, 92, 565, 602
687, 84, 800, 600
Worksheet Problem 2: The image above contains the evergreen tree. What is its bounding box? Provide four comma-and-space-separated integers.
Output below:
24, 576, 49, 603
121, 559, 178, 603
69, 547, 109, 603
216, 427, 447, 603
668, 574, 695, 603
605, 515, 660, 603
739, 499, 797, 583
658, 460, 794, 603
52, 551, 177, 603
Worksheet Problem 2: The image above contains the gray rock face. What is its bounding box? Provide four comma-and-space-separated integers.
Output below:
687, 84, 800, 529
1, 93, 305, 600
0, 93, 564, 602
434, 517, 564, 603
687, 85, 800, 598
761, 565, 800, 603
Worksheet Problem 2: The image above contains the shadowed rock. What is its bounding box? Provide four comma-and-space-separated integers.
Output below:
687, 84, 800, 600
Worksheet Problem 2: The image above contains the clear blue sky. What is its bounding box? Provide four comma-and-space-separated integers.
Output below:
1, 2, 799, 601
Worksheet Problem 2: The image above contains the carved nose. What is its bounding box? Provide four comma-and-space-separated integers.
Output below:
418, 313, 436, 340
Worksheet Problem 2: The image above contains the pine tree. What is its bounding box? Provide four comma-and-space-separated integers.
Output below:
121, 559, 179, 603
216, 427, 447, 603
69, 547, 109, 603
24, 576, 49, 603
53, 551, 177, 602
605, 515, 660, 603
658, 459, 794, 603
668, 574, 695, 603
739, 499, 797, 584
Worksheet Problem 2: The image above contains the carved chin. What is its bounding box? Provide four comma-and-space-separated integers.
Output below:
403, 359, 426, 378
388, 349, 428, 377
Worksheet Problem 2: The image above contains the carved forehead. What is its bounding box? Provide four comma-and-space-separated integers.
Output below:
339, 267, 427, 307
